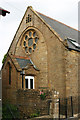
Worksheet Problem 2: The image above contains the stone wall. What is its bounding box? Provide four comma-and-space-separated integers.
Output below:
16, 89, 54, 118
4, 6, 79, 99
65, 50, 78, 97
2, 55, 18, 103
2, 7, 80, 114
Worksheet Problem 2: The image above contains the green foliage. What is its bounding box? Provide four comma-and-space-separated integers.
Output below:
30, 113, 39, 118
40, 90, 46, 100
2, 102, 20, 120
29, 110, 40, 118
40, 93, 46, 100
2, 53, 7, 64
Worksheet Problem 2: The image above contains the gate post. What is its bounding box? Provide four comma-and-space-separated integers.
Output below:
53, 91, 59, 118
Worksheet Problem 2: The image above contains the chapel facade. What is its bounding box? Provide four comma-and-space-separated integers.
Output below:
2, 6, 80, 116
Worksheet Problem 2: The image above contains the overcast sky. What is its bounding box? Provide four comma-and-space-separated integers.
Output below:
0, 0, 79, 69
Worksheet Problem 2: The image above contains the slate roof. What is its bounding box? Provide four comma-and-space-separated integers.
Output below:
37, 12, 80, 51
16, 57, 39, 71
16, 58, 31, 68
4, 55, 39, 71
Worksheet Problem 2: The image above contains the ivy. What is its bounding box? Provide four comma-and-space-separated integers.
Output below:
2, 53, 7, 64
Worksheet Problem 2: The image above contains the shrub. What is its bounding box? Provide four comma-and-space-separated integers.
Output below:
29, 110, 40, 118
2, 53, 7, 64
2, 103, 20, 120
40, 90, 46, 100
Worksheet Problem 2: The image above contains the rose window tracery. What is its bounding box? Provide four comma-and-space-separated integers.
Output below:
22, 30, 39, 54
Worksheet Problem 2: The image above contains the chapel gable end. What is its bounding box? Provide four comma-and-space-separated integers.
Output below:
8, 6, 37, 56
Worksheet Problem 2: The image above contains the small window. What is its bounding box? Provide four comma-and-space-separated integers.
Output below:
29, 48, 32, 53
8, 63, 11, 85
25, 35, 28, 40
25, 47, 28, 53
26, 14, 32, 23
28, 17, 29, 22
33, 32, 36, 37
22, 78, 24, 88
22, 30, 39, 54
30, 18, 31, 22
24, 41, 26, 46
25, 76, 34, 89
9, 66, 11, 85
25, 79, 28, 89
33, 44, 36, 49
35, 37, 38, 43
30, 79, 33, 89
28, 38, 33, 46
29, 32, 32, 37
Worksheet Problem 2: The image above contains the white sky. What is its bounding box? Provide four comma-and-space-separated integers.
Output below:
0, 0, 80, 69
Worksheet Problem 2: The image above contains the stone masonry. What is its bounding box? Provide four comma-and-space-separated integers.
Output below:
2, 6, 80, 118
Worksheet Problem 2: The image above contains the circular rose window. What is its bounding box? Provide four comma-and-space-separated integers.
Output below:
22, 30, 39, 54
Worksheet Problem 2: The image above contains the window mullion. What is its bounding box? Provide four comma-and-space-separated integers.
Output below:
33, 78, 34, 89
28, 78, 30, 89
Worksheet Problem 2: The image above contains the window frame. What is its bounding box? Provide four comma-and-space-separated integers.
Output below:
25, 76, 34, 89
8, 62, 11, 85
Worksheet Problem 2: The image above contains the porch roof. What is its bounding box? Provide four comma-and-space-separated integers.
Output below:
15, 56, 39, 71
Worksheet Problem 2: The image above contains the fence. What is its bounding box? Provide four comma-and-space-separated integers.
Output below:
59, 96, 80, 119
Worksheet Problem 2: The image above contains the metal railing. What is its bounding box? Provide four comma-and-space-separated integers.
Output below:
59, 96, 79, 119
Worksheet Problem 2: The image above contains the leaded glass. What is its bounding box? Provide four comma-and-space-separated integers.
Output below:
24, 41, 26, 46
29, 32, 32, 37
35, 37, 38, 43
25, 35, 28, 40
29, 48, 32, 53
33, 44, 36, 49
28, 17, 29, 22
23, 30, 39, 54
30, 18, 31, 22
28, 38, 33, 46
33, 32, 36, 37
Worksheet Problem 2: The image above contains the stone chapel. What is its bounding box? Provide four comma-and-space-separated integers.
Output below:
2, 6, 80, 117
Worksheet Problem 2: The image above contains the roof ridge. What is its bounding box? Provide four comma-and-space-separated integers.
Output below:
37, 11, 79, 32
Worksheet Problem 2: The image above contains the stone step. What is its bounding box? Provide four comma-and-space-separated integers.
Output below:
26, 115, 58, 120
26, 115, 79, 120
